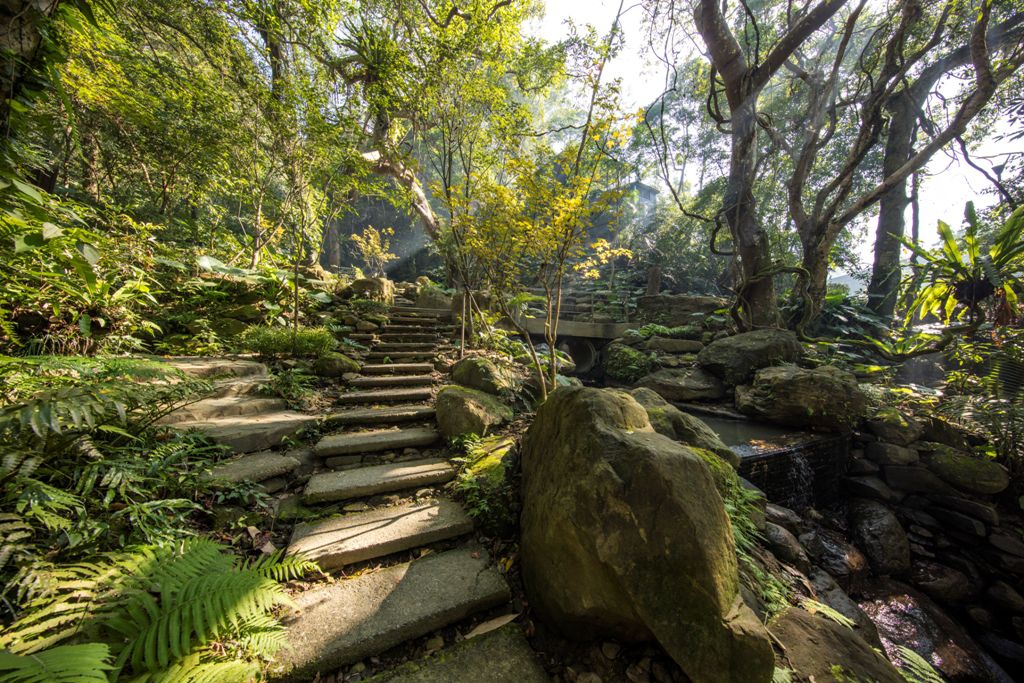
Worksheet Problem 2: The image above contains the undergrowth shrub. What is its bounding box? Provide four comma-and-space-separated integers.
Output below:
604, 343, 653, 383
238, 325, 336, 357
452, 435, 517, 536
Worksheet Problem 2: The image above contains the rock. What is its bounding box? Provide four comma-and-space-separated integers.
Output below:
928, 495, 999, 526
451, 357, 515, 395
208, 451, 301, 484
910, 561, 974, 603
644, 337, 704, 354
921, 417, 977, 449
800, 528, 870, 588
769, 608, 904, 683
848, 456, 879, 475
416, 286, 452, 310
924, 447, 1010, 495
635, 293, 728, 325
355, 320, 379, 332
601, 642, 621, 659
989, 532, 1024, 557
697, 329, 802, 386
866, 408, 923, 446
604, 342, 654, 384
347, 277, 395, 303
987, 580, 1024, 613
849, 499, 911, 575
313, 352, 361, 377
209, 317, 248, 337
844, 475, 902, 503
765, 504, 802, 535
865, 442, 918, 465
634, 367, 726, 402
928, 507, 987, 536
434, 385, 513, 439
735, 365, 867, 431
882, 465, 956, 495
808, 568, 883, 648
520, 387, 774, 683
764, 522, 809, 572
628, 388, 738, 467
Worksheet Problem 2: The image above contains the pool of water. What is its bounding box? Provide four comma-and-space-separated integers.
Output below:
692, 414, 814, 456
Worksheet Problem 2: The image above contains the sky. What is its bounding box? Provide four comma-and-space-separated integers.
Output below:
526, 0, 1024, 277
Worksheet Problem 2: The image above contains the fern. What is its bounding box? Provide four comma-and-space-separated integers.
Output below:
896, 647, 945, 683
802, 598, 857, 629
0, 644, 112, 683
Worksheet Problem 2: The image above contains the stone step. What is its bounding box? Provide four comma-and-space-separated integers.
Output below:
323, 405, 435, 427
209, 377, 270, 398
372, 624, 549, 683
303, 458, 454, 504
349, 375, 435, 389
287, 498, 472, 570
207, 450, 301, 484
378, 333, 440, 343
386, 316, 447, 326
162, 357, 268, 379
384, 325, 454, 334
267, 546, 510, 681
159, 396, 287, 425
375, 343, 437, 352
314, 427, 440, 458
366, 351, 436, 361
359, 363, 434, 375
335, 387, 434, 406
349, 333, 377, 342
175, 411, 319, 453
391, 308, 451, 318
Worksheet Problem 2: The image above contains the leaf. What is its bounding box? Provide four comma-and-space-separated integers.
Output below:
464, 612, 519, 639
13, 232, 45, 253
78, 314, 92, 338
77, 242, 100, 265
10, 178, 42, 204
41, 223, 63, 240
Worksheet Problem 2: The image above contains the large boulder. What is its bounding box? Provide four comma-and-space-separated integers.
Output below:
770, 608, 904, 683
634, 367, 726, 402
603, 342, 653, 383
451, 357, 515, 395
922, 445, 1009, 496
866, 407, 923, 446
520, 387, 774, 683
312, 352, 360, 377
635, 293, 728, 325
849, 499, 911, 575
435, 385, 513, 438
347, 277, 395, 304
697, 329, 802, 386
735, 365, 867, 431
416, 285, 452, 310
629, 388, 738, 467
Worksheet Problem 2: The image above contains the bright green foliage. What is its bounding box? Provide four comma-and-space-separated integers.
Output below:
895, 647, 945, 683
0, 539, 317, 681
0, 643, 113, 683
238, 325, 337, 357
636, 323, 702, 340
902, 203, 1024, 325
349, 226, 397, 277
453, 436, 517, 536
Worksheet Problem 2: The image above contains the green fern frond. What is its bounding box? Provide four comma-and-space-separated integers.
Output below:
143, 655, 260, 683
248, 549, 320, 581
0, 643, 112, 683
896, 646, 945, 683
802, 599, 856, 629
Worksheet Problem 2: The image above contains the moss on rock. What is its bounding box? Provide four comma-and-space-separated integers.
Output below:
604, 342, 654, 383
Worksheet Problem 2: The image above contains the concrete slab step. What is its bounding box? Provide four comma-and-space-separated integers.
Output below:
303, 458, 454, 504
349, 333, 377, 342
162, 357, 268, 379
176, 411, 319, 453
323, 405, 435, 427
207, 450, 301, 484
349, 375, 434, 389
209, 377, 270, 398
378, 333, 439, 343
314, 427, 440, 458
366, 351, 436, 361
392, 306, 451, 316
383, 325, 454, 334
160, 396, 287, 425
268, 546, 510, 681
335, 387, 434, 406
359, 363, 434, 375
375, 343, 436, 352
370, 624, 549, 683
287, 498, 472, 570
386, 316, 447, 326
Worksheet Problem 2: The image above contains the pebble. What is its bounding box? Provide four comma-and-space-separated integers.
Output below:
349, 662, 366, 674
424, 635, 444, 652
601, 642, 621, 659
343, 502, 370, 512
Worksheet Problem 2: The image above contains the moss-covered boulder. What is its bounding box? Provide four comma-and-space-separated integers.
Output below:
416, 285, 452, 310
735, 365, 867, 432
644, 336, 704, 354
312, 352, 361, 377
697, 329, 802, 386
347, 277, 395, 304
435, 385, 513, 438
634, 367, 726, 402
629, 388, 738, 467
866, 407, 923, 446
923, 445, 1009, 496
603, 342, 653, 383
520, 387, 774, 683
451, 357, 515, 395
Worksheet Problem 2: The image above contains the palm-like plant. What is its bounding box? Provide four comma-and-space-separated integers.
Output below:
902, 203, 1024, 325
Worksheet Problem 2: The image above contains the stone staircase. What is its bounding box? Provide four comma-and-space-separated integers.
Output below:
161, 301, 547, 682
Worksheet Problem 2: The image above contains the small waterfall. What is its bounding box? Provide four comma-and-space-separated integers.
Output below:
786, 450, 814, 510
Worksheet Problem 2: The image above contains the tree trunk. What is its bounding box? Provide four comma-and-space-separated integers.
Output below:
0, 0, 60, 137
727, 100, 779, 327
798, 232, 831, 326
866, 94, 915, 318
645, 263, 662, 295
